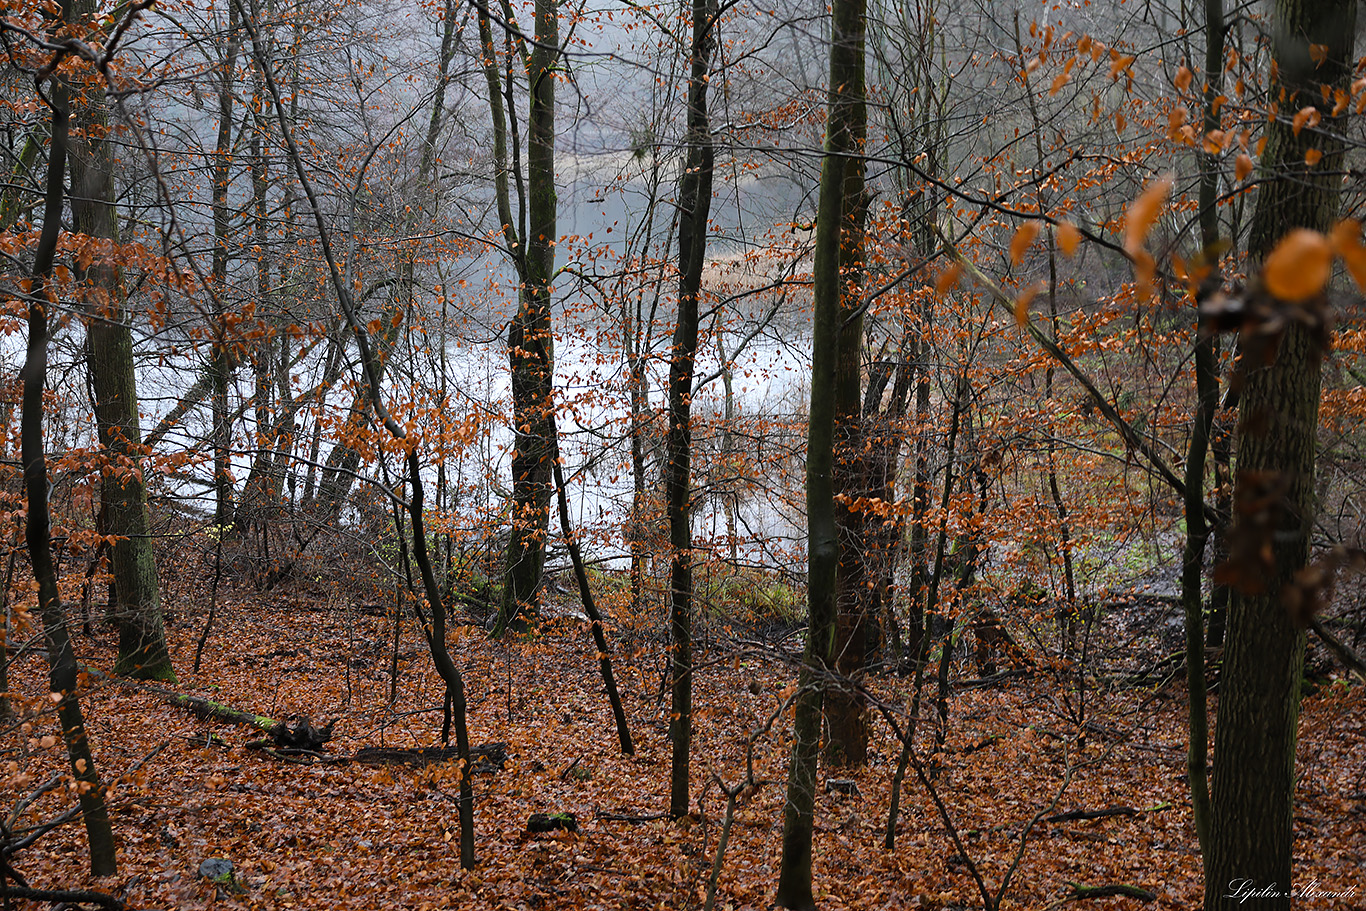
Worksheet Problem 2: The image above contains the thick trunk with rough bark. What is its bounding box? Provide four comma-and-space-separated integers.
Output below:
825, 88, 869, 765
69, 0, 173, 681
1205, 1, 1355, 907
494, 0, 560, 636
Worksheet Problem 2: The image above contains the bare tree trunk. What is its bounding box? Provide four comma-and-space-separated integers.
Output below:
859, 332, 914, 670
22, 52, 117, 875
494, 0, 560, 636
1206, 1, 1355, 907
210, 0, 241, 534
824, 36, 870, 763
1181, 0, 1223, 864
69, 0, 174, 681
776, 0, 864, 902
667, 0, 718, 818
549, 429, 634, 754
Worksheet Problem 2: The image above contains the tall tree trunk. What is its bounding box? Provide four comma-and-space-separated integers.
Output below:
494, 0, 560, 636
775, 0, 864, 903
667, 0, 717, 819
69, 0, 173, 681
23, 45, 117, 875
1181, 0, 1223, 864
905, 311, 932, 669
824, 71, 869, 765
625, 166, 669, 624
210, 0, 241, 534
233, 69, 277, 539
628, 330, 652, 618
1205, 1, 1355, 907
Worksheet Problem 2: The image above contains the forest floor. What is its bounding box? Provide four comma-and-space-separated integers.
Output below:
2, 580, 1364, 911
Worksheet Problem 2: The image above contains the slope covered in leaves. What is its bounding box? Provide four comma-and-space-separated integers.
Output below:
2, 580, 1362, 910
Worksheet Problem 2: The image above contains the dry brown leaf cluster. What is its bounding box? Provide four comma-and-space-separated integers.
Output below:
1, 580, 1362, 910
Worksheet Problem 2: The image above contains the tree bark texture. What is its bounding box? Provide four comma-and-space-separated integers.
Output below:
1205, 1, 1355, 907
495, 0, 560, 636
1180, 0, 1222, 865
667, 0, 717, 818
69, 0, 174, 681
824, 45, 870, 766
776, 0, 864, 904
23, 49, 118, 875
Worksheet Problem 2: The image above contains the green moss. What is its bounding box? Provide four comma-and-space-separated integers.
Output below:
700, 569, 804, 627
116, 657, 177, 685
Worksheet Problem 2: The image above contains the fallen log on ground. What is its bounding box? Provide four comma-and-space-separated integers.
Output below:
1044, 802, 1169, 823
1067, 882, 1156, 901
0, 885, 125, 909
169, 693, 277, 732
83, 667, 277, 732
1044, 807, 1138, 823
131, 674, 506, 772
354, 743, 508, 773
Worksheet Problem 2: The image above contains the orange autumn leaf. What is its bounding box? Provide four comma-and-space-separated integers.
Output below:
1171, 252, 1188, 283
935, 262, 963, 293
1330, 219, 1366, 292
1133, 250, 1157, 300
1057, 221, 1082, 258
1167, 106, 1188, 139
1262, 228, 1332, 302
1305, 148, 1323, 166
1123, 176, 1173, 256
1292, 106, 1321, 136
1235, 153, 1254, 182
1174, 65, 1193, 92
1109, 53, 1136, 80
1010, 220, 1041, 266
1049, 71, 1071, 95
1014, 284, 1040, 326
1333, 88, 1349, 116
